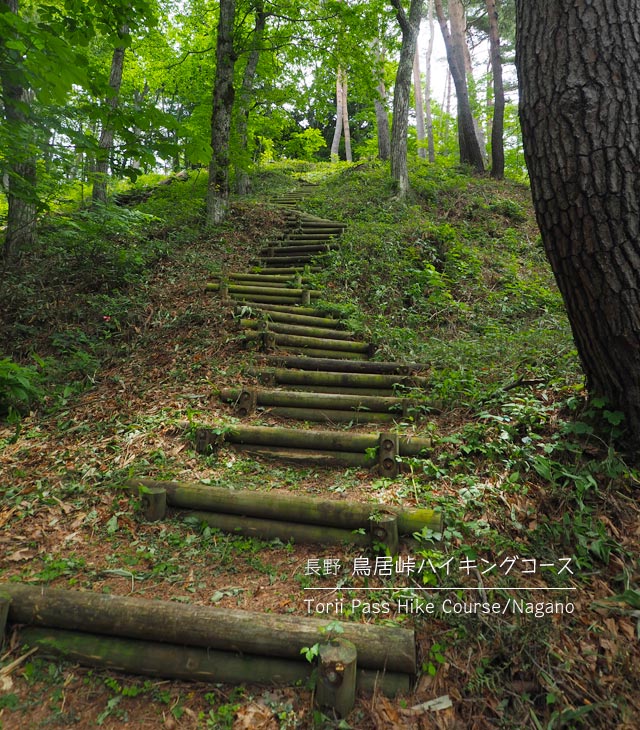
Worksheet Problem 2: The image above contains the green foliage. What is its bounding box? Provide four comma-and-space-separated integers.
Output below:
0, 357, 43, 420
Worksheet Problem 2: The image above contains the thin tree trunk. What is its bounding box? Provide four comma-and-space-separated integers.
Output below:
486, 0, 505, 178
92, 26, 128, 207
516, 0, 640, 442
330, 69, 345, 161
434, 0, 484, 172
390, 0, 424, 196
374, 46, 391, 161
413, 43, 427, 159
206, 0, 236, 224
235, 3, 266, 194
424, 0, 436, 162
341, 73, 352, 162
0, 0, 37, 261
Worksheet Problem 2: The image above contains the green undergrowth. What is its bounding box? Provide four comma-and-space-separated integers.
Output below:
2, 161, 639, 729
302, 160, 575, 386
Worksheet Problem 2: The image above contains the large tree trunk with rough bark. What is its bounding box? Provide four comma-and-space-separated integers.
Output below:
207, 0, 236, 224
92, 26, 128, 207
235, 3, 266, 195
390, 0, 424, 195
434, 0, 484, 172
486, 0, 504, 178
516, 1, 640, 443
0, 0, 37, 261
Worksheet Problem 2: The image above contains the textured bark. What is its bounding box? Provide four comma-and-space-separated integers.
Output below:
235, 3, 266, 194
515, 1, 640, 442
92, 27, 128, 207
424, 0, 436, 162
330, 69, 345, 161
390, 0, 424, 195
0, 0, 37, 260
206, 0, 236, 224
374, 45, 391, 160
341, 72, 352, 162
413, 43, 427, 159
434, 0, 484, 172
486, 0, 504, 178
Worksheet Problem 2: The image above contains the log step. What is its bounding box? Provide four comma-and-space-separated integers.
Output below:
240, 319, 356, 341
275, 384, 398, 396
226, 273, 313, 284
196, 423, 431, 456
246, 367, 429, 390
207, 283, 321, 298
232, 444, 375, 467
4, 583, 416, 676
240, 309, 346, 329
260, 245, 333, 256
272, 347, 369, 361
244, 332, 372, 354
220, 387, 407, 413
266, 355, 430, 375
234, 303, 339, 319
248, 267, 322, 275
259, 256, 324, 266
125, 478, 442, 535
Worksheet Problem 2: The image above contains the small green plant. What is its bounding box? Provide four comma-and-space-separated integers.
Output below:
300, 620, 345, 663
0, 357, 43, 421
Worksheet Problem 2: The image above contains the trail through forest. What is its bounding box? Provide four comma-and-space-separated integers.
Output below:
1, 169, 639, 729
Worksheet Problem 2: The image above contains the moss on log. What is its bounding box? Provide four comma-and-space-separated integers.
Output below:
241, 320, 356, 341
246, 368, 428, 390
19, 627, 409, 695
231, 444, 376, 467
220, 387, 406, 413
187, 510, 372, 546
265, 356, 429, 375
124, 478, 442, 534
5, 584, 416, 673
197, 423, 432, 456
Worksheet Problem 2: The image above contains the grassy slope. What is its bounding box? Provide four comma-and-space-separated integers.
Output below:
0, 161, 638, 729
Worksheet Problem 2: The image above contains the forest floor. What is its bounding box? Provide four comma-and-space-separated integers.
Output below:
1, 162, 639, 730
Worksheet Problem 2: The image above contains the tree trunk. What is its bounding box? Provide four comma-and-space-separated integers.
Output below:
235, 3, 266, 194
515, 1, 640, 443
374, 44, 391, 160
486, 0, 504, 178
206, 0, 236, 224
341, 72, 352, 162
330, 69, 345, 161
0, 0, 37, 261
92, 26, 128, 207
424, 0, 436, 162
434, 0, 484, 172
390, 0, 424, 195
413, 43, 427, 159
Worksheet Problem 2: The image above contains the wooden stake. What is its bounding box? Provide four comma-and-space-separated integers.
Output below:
316, 639, 357, 717
140, 486, 166, 522
370, 512, 399, 554
379, 433, 400, 478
